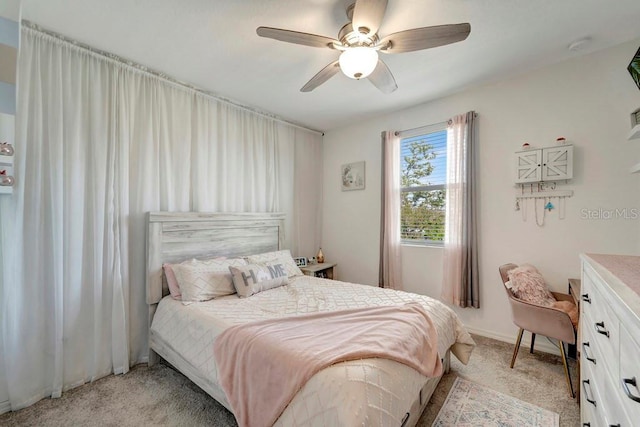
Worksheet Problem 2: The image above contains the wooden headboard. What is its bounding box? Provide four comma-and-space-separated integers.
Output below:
146, 211, 285, 305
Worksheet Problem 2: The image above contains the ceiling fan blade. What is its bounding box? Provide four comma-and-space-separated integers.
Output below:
300, 61, 341, 92
352, 0, 388, 36
367, 59, 397, 94
257, 27, 339, 49
379, 23, 471, 54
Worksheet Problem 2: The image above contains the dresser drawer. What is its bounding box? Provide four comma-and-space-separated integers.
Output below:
601, 370, 632, 426
582, 273, 620, 378
580, 268, 594, 315
580, 322, 610, 398
580, 360, 606, 427
580, 384, 603, 427
619, 324, 640, 421
580, 360, 606, 425
582, 359, 632, 427
580, 254, 640, 427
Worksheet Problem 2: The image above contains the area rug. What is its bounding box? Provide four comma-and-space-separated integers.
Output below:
432, 377, 559, 427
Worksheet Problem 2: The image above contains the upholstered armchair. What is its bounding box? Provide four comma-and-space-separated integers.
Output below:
499, 263, 576, 398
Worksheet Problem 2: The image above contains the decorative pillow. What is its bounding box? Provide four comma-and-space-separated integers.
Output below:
163, 263, 182, 300
164, 257, 233, 300
507, 264, 556, 307
172, 257, 248, 305
229, 263, 289, 298
246, 249, 303, 278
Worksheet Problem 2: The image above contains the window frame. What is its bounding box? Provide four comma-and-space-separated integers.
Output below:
399, 122, 448, 247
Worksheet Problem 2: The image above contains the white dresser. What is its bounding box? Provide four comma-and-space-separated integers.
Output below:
580, 254, 640, 426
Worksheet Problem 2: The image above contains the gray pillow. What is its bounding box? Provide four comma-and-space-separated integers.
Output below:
229, 263, 289, 298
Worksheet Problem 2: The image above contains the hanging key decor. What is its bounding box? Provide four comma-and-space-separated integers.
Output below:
515, 187, 573, 226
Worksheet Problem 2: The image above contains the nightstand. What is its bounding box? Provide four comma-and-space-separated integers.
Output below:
300, 262, 337, 280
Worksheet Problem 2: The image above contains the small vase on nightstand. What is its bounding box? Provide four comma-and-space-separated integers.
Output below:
316, 248, 324, 264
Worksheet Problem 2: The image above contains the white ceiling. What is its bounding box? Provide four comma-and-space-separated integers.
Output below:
7, 0, 640, 131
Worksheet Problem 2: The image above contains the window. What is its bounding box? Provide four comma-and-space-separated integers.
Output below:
400, 123, 447, 245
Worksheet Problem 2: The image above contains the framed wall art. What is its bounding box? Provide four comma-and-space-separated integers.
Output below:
341, 161, 365, 191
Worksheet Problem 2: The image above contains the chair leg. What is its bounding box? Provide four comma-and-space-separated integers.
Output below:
559, 341, 575, 398
530, 333, 536, 353
510, 328, 524, 368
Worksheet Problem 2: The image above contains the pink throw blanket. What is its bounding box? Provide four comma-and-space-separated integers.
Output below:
214, 302, 443, 427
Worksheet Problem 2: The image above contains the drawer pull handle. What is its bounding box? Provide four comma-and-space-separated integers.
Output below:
400, 412, 410, 427
594, 321, 610, 338
581, 293, 591, 304
622, 377, 640, 403
581, 342, 596, 364
582, 379, 596, 406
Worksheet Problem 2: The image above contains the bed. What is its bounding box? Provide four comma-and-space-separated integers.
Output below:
146, 212, 474, 426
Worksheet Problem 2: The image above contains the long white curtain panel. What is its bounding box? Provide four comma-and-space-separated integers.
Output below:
0, 25, 322, 410
442, 111, 479, 308
379, 130, 403, 290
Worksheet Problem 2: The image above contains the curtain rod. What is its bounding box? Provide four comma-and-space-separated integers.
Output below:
394, 111, 478, 137
394, 121, 447, 137
20, 20, 324, 136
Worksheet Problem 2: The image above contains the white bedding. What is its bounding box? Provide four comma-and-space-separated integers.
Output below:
150, 275, 474, 426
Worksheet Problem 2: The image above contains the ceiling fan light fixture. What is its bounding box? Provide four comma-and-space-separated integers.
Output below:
339, 47, 378, 80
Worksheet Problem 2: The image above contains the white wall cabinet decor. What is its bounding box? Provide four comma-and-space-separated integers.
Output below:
515, 145, 573, 183
0, 113, 15, 194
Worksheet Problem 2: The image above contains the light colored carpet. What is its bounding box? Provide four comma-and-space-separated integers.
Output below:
0, 334, 580, 426
432, 377, 559, 426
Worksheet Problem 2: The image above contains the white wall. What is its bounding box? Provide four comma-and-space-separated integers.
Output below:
0, 14, 18, 413
322, 39, 640, 345
0, 16, 18, 115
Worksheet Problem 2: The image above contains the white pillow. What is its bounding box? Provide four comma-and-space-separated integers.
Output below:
229, 263, 289, 298
172, 257, 248, 305
246, 249, 303, 278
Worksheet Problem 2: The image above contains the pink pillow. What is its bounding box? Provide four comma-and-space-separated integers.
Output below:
163, 263, 182, 300
507, 264, 556, 307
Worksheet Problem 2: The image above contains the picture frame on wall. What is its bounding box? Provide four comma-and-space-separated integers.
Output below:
341, 161, 365, 191
628, 45, 640, 90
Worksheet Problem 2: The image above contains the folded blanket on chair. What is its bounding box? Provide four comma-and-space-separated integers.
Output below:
214, 302, 443, 427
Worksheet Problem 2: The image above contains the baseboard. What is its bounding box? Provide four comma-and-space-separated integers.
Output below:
464, 326, 561, 356
0, 400, 10, 415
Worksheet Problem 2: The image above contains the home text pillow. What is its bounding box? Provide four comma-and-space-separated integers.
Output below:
507, 264, 556, 307
229, 263, 289, 298
172, 257, 248, 305
246, 249, 303, 278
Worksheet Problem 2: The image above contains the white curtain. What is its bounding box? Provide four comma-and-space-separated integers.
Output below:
292, 129, 323, 260
379, 131, 402, 289
0, 25, 322, 410
442, 112, 479, 308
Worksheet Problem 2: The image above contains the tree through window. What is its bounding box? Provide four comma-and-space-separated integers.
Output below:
400, 125, 447, 244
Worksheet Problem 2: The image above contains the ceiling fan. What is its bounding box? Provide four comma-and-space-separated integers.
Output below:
256, 0, 470, 94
